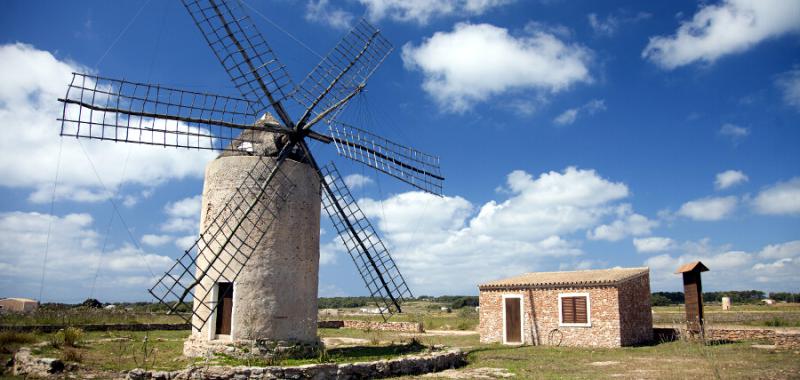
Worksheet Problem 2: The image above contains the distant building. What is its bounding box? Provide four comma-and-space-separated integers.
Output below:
0, 298, 39, 312
478, 267, 653, 348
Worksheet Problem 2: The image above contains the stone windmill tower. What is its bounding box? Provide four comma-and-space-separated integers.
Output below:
57, 0, 444, 358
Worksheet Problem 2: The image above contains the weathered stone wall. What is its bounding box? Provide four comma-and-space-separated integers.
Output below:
191, 157, 321, 345
479, 286, 623, 348
338, 320, 423, 333
653, 327, 800, 349
125, 349, 466, 380
617, 273, 653, 346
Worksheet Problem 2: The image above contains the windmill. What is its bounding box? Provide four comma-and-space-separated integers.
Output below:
57, 0, 443, 356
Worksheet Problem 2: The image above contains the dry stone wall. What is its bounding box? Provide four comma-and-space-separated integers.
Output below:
124, 348, 465, 380
617, 273, 654, 346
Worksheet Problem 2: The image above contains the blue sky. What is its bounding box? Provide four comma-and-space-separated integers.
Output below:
1, 0, 798, 303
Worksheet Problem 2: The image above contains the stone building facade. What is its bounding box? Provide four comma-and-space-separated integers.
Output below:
478, 267, 653, 348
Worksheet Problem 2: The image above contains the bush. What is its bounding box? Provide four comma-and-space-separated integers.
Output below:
60, 347, 83, 363
50, 327, 83, 348
0, 331, 36, 346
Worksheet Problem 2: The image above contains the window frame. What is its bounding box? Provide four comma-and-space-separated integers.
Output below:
558, 292, 591, 327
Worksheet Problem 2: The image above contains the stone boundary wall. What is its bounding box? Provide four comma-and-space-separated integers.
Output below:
14, 347, 466, 379
1, 323, 190, 333
653, 327, 800, 349
319, 320, 424, 333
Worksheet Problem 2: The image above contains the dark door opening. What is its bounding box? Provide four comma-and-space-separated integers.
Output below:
215, 282, 233, 336
505, 297, 521, 343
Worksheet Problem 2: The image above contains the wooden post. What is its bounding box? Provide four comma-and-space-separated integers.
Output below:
675, 261, 709, 335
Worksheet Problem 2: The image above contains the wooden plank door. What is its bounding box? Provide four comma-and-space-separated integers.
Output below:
215, 282, 233, 335
505, 297, 521, 343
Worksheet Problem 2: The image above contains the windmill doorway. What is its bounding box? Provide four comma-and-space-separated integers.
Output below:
503, 295, 523, 344
215, 282, 233, 337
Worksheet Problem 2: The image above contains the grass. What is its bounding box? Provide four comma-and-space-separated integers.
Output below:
402, 340, 800, 379
0, 308, 185, 326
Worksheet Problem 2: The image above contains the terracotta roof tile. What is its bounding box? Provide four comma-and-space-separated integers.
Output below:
479, 267, 649, 289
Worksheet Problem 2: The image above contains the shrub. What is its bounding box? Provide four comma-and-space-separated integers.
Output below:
60, 347, 83, 363
0, 331, 36, 346
63, 327, 83, 347
651, 294, 673, 306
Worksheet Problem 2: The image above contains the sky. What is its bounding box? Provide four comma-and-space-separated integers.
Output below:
0, 0, 799, 303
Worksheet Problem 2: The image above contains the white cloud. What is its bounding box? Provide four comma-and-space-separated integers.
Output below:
174, 235, 197, 250
350, 167, 635, 294
715, 170, 748, 190
677, 196, 737, 221
0, 211, 172, 302
776, 67, 800, 111
752, 177, 800, 215
644, 238, 800, 291
642, 0, 800, 69
588, 10, 651, 37
305, 0, 354, 30
718, 123, 750, 143
344, 174, 374, 190
587, 204, 657, 242
359, 0, 513, 24
402, 22, 592, 112
0, 43, 215, 203
553, 99, 605, 126
161, 195, 202, 233
633, 237, 675, 253
141, 234, 173, 247
588, 13, 618, 37
758, 240, 800, 260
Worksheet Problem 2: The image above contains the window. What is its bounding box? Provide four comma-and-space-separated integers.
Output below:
559, 293, 590, 327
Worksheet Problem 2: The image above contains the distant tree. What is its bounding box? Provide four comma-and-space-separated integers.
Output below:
651, 292, 684, 304
79, 298, 102, 309
650, 294, 672, 306
769, 292, 800, 303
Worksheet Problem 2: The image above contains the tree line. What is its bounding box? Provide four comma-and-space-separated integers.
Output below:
650, 291, 800, 306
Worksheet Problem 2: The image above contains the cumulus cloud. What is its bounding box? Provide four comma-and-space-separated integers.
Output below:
677, 196, 737, 221
553, 99, 605, 126
359, 0, 513, 24
402, 22, 592, 112
0, 43, 215, 204
587, 204, 657, 242
305, 0, 354, 29
0, 211, 172, 302
752, 177, 800, 215
341, 167, 636, 294
344, 174, 374, 190
715, 170, 748, 190
776, 67, 800, 111
141, 234, 173, 247
633, 237, 675, 253
644, 238, 800, 291
642, 0, 800, 69
161, 195, 202, 233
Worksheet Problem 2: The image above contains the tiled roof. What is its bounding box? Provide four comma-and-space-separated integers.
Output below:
479, 267, 649, 289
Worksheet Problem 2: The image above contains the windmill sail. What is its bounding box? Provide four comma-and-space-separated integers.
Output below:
319, 163, 413, 319
149, 154, 295, 330
293, 19, 392, 128
58, 73, 290, 151
182, 0, 295, 125
327, 122, 443, 195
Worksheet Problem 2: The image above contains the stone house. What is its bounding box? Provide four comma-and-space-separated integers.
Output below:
0, 298, 39, 312
478, 267, 652, 348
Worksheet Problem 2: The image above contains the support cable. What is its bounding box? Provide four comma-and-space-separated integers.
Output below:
37, 138, 64, 302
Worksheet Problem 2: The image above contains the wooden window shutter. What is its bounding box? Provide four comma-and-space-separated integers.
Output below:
561, 296, 588, 324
